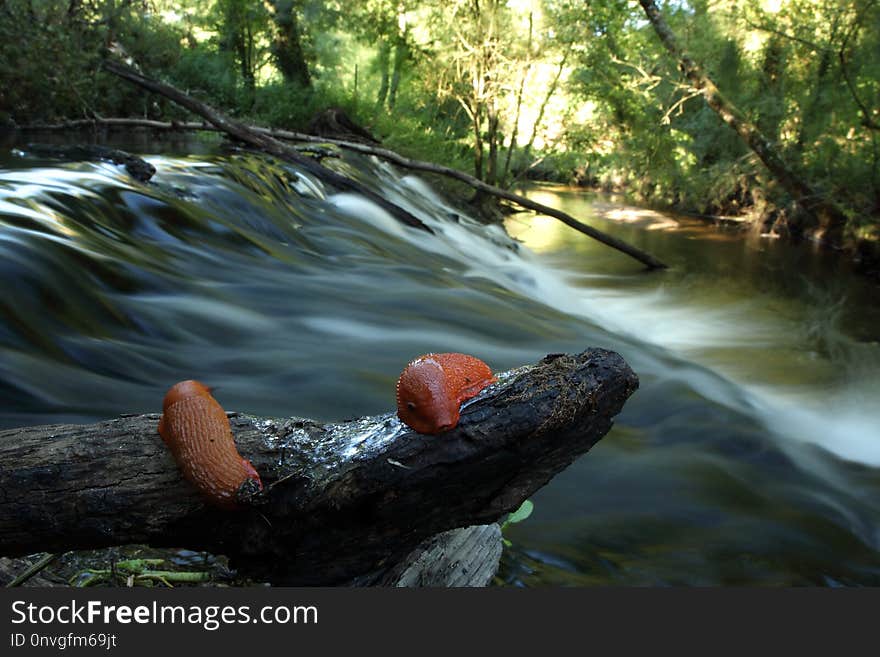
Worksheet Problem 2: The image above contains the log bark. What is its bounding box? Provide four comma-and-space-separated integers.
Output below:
637, 0, 851, 245
19, 113, 669, 270
381, 524, 503, 587
0, 349, 637, 585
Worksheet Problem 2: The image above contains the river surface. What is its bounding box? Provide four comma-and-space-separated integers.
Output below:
1, 137, 879, 585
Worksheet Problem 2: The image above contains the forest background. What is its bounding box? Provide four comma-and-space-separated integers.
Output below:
2, 0, 878, 250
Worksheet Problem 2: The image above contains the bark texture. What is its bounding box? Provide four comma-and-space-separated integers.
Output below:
0, 349, 638, 585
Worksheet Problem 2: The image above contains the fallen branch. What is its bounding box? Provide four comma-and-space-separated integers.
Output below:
0, 349, 637, 585
4, 553, 59, 588
278, 133, 669, 269
36, 66, 668, 269
100, 60, 433, 234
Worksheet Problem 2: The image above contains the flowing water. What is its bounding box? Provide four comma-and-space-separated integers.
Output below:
1, 137, 879, 585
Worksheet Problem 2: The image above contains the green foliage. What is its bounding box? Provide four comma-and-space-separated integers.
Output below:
502, 500, 534, 528
0, 0, 186, 122
71, 558, 212, 587
1, 0, 878, 237
169, 45, 241, 112
556, 0, 880, 231
500, 500, 534, 548
248, 81, 354, 128
0, 1, 100, 122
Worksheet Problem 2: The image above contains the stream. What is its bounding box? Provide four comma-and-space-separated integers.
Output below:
1, 137, 878, 585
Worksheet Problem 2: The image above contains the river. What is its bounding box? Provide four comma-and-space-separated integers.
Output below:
1, 138, 878, 585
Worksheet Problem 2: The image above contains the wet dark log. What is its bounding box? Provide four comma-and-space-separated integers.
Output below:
0, 349, 637, 585
24, 144, 156, 182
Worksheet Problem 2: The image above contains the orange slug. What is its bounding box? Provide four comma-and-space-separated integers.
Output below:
158, 380, 262, 509
396, 353, 496, 434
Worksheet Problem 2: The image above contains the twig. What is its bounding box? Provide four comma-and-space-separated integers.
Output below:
5, 552, 59, 587
661, 88, 704, 125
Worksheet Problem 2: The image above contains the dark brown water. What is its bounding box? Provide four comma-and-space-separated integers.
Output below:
2, 141, 879, 585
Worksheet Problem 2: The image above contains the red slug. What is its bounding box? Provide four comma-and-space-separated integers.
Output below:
396, 353, 496, 434
158, 380, 263, 509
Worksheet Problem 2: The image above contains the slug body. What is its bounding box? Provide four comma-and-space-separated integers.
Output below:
396, 353, 496, 434
158, 380, 262, 508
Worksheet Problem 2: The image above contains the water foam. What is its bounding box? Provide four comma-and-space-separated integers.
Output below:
376, 169, 880, 468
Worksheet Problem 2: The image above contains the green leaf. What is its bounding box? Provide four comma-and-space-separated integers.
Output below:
505, 499, 534, 526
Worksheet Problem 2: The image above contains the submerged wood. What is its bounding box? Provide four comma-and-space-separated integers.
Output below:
22, 144, 156, 182
0, 349, 638, 585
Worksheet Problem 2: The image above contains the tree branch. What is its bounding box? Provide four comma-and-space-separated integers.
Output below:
23, 101, 668, 269
838, 0, 880, 132
101, 60, 434, 234
637, 0, 853, 245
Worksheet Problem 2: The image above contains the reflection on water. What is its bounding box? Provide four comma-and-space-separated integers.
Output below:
1, 144, 879, 585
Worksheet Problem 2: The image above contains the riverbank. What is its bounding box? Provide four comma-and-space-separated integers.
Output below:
559, 178, 880, 281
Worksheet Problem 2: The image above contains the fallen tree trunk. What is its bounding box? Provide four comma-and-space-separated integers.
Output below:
268, 130, 670, 269
637, 0, 851, 246
0, 349, 637, 585
69, 62, 668, 269
24, 116, 668, 269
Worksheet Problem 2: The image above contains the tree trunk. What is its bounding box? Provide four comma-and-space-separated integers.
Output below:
472, 102, 484, 180
0, 349, 638, 585
502, 11, 533, 184
486, 97, 499, 186
637, 0, 851, 246
241, 23, 255, 101
268, 0, 311, 88
522, 53, 567, 167
388, 35, 407, 110
375, 39, 391, 109
503, 66, 528, 185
